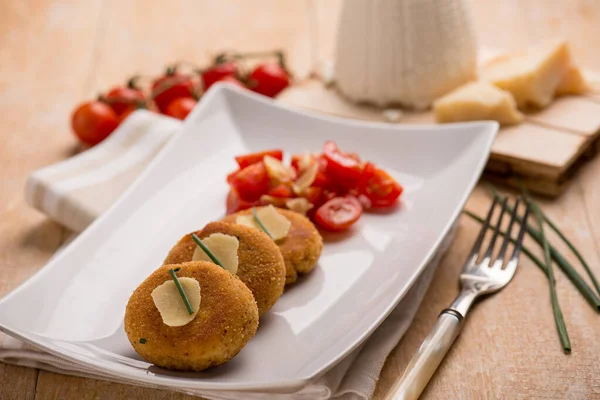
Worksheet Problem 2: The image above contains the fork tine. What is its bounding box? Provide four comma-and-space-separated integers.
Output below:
504, 201, 531, 275
491, 197, 520, 268
481, 196, 508, 266
464, 196, 499, 269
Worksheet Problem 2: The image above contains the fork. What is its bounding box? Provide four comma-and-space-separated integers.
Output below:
385, 196, 530, 400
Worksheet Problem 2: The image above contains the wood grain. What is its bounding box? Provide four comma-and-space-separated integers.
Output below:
1, 0, 600, 399
0, 1, 103, 399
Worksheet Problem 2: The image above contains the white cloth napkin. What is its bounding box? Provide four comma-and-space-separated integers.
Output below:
1, 111, 457, 399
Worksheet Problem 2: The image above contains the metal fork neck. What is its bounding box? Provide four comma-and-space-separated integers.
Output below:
449, 288, 478, 317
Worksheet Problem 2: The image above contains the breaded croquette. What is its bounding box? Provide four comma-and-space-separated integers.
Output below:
223, 207, 323, 285
124, 261, 258, 371
164, 222, 285, 315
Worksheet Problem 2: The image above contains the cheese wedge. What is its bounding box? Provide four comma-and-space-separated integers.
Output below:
192, 233, 239, 275
481, 39, 571, 109
433, 81, 523, 126
151, 277, 201, 327
236, 205, 291, 241
556, 65, 589, 95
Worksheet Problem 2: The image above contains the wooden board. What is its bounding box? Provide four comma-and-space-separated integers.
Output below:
278, 79, 600, 197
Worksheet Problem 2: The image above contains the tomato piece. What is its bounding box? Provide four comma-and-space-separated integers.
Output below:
267, 184, 293, 198
201, 62, 238, 90
151, 72, 195, 113
290, 154, 302, 172
105, 86, 145, 115
359, 163, 403, 207
71, 101, 119, 146
226, 188, 259, 214
322, 141, 363, 190
248, 63, 290, 98
164, 97, 197, 120
228, 161, 270, 201
235, 149, 283, 169
304, 187, 323, 205
314, 196, 363, 232
226, 169, 239, 184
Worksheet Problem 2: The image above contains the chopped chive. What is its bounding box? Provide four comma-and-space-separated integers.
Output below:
169, 268, 194, 315
483, 185, 600, 312
139, 338, 147, 344
191, 233, 224, 269
521, 186, 571, 353
253, 207, 272, 239
486, 183, 600, 297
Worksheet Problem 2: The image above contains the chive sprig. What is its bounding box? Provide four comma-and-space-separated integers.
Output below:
253, 207, 272, 239
191, 233, 225, 269
169, 268, 194, 315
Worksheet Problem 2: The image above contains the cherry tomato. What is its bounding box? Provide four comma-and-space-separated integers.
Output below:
105, 86, 145, 115
226, 188, 259, 214
248, 63, 290, 98
228, 161, 270, 201
322, 141, 363, 190
117, 106, 137, 125
71, 101, 119, 146
151, 72, 195, 112
201, 62, 238, 90
165, 97, 197, 120
216, 75, 245, 88
314, 196, 363, 232
268, 184, 293, 198
235, 149, 283, 169
359, 163, 403, 207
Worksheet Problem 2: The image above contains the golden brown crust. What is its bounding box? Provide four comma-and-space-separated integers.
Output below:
222, 207, 323, 285
124, 261, 258, 371
163, 222, 285, 315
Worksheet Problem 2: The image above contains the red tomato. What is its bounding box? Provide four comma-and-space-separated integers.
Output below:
304, 186, 323, 205
165, 97, 197, 120
217, 76, 245, 88
117, 106, 137, 125
314, 196, 363, 232
235, 149, 283, 169
151, 72, 195, 112
226, 188, 259, 214
105, 86, 145, 115
268, 184, 293, 198
322, 141, 363, 190
201, 62, 238, 90
359, 163, 403, 207
226, 169, 239, 184
71, 101, 119, 146
228, 161, 270, 201
248, 63, 290, 98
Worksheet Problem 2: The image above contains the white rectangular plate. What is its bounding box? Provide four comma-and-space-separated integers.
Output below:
0, 86, 497, 392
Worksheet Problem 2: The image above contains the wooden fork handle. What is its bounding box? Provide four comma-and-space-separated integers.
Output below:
384, 310, 463, 400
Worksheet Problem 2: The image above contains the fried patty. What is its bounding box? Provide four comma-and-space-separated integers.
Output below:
124, 261, 258, 371
163, 222, 285, 315
222, 208, 323, 285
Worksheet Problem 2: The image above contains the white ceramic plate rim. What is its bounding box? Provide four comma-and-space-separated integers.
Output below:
0, 85, 498, 392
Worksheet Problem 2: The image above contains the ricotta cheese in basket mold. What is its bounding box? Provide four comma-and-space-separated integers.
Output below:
480, 39, 572, 109
433, 81, 523, 126
334, 0, 478, 110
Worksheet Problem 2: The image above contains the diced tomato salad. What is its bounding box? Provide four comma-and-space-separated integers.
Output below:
225, 141, 403, 232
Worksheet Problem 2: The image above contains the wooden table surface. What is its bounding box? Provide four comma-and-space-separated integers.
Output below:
2, 1, 600, 399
